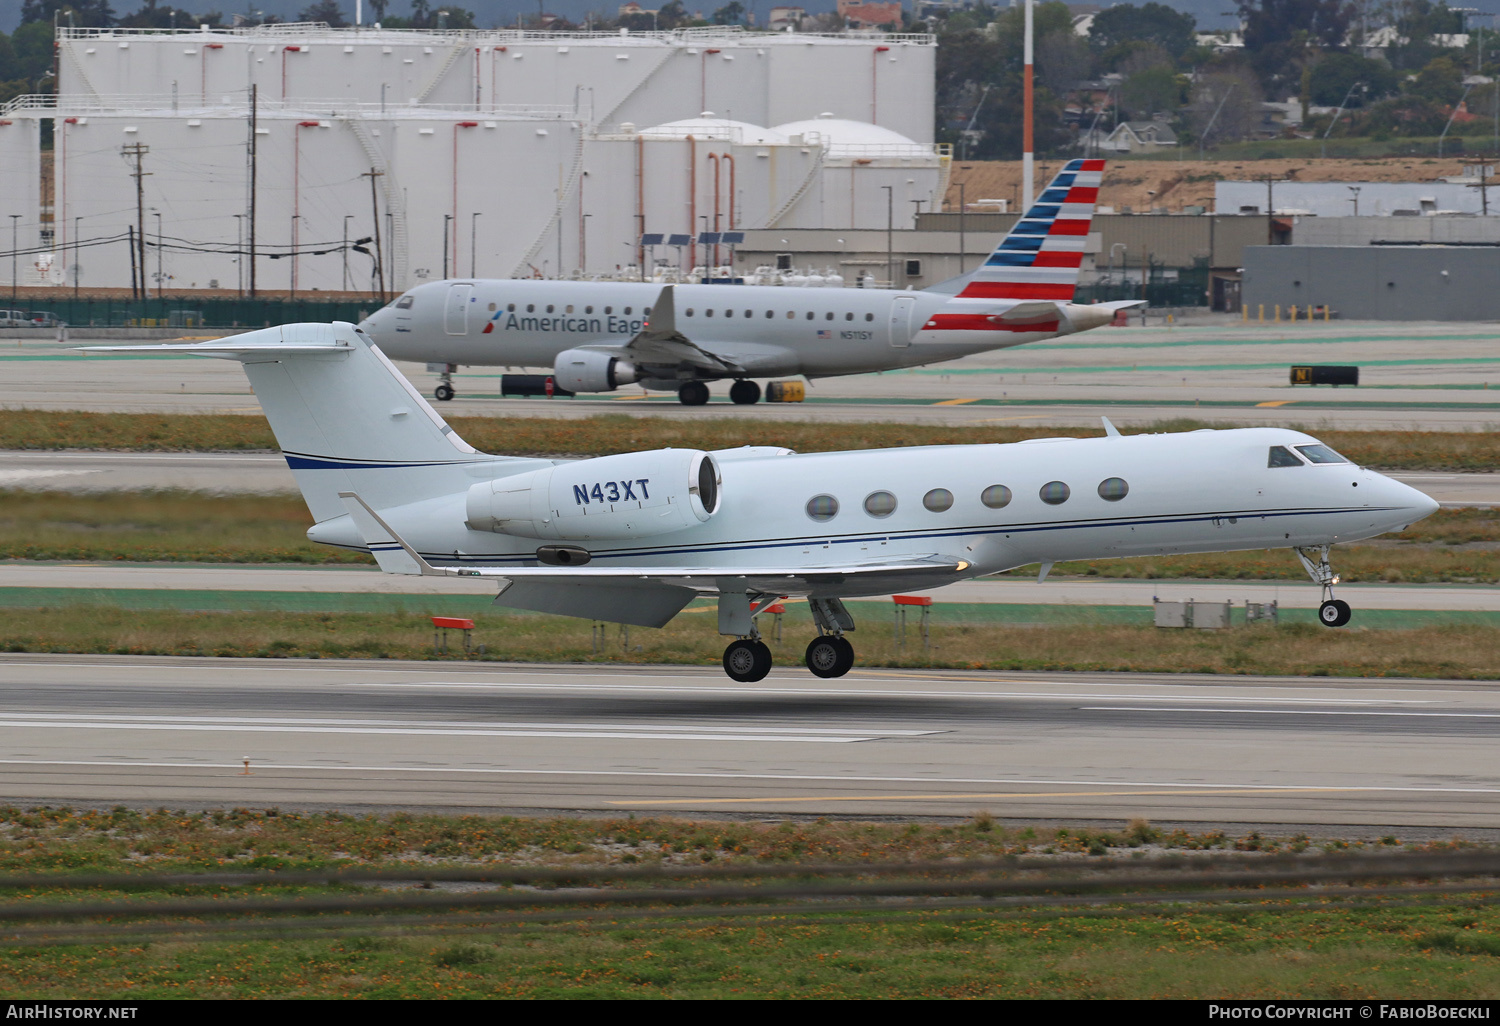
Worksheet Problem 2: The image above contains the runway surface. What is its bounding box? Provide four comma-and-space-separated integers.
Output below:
6, 319, 1500, 429
1, 654, 1496, 828
2, 449, 1495, 505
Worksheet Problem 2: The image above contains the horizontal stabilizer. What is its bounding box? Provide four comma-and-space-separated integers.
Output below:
992, 300, 1064, 324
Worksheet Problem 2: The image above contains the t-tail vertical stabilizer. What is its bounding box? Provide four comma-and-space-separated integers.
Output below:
77, 322, 533, 523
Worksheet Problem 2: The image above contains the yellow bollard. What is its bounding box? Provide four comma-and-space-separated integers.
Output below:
1275, 305, 1281, 322
1290, 304, 1298, 320
1323, 305, 1330, 322
1242, 304, 1248, 322
1258, 304, 1264, 323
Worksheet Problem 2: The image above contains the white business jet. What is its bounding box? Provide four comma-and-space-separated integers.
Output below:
359, 158, 1139, 405
84, 321, 1438, 682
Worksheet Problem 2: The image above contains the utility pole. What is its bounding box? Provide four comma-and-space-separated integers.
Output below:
443, 214, 452, 280
122, 142, 151, 302
362, 167, 386, 301
249, 84, 259, 298
127, 225, 139, 300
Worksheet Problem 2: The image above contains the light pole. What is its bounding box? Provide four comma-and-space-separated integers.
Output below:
1348, 186, 1361, 216
342, 214, 353, 291
580, 213, 590, 274
8, 215, 18, 307
881, 184, 893, 287
443, 214, 452, 279
73, 215, 81, 299
470, 212, 480, 277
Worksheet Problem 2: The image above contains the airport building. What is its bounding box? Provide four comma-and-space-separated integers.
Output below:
3, 22, 942, 293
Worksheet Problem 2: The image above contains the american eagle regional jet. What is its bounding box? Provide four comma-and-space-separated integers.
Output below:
359, 159, 1140, 405
84, 322, 1438, 682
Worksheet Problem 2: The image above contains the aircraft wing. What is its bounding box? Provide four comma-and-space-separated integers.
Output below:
339, 492, 969, 626
620, 284, 744, 372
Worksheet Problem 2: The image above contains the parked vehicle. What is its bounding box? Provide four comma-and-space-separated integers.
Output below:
27, 311, 64, 327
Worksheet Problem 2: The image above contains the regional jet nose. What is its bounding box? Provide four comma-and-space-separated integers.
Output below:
1373, 472, 1441, 531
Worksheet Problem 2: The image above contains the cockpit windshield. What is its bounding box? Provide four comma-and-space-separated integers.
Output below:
1267, 445, 1304, 468
1295, 444, 1350, 465
395, 295, 415, 309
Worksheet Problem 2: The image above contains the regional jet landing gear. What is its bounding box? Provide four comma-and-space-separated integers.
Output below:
717, 594, 859, 681
678, 380, 710, 406
804, 598, 857, 678
1295, 544, 1352, 627
432, 363, 457, 402
729, 379, 761, 405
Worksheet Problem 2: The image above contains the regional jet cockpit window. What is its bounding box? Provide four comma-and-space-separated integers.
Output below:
395, 295, 414, 309
1295, 444, 1350, 465
1268, 446, 1304, 468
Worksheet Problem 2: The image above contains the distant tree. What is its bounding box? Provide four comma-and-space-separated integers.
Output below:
1121, 64, 1184, 119
656, 0, 687, 29
1409, 55, 1465, 105
1089, 3, 1196, 59
409, 0, 430, 27
1036, 28, 1093, 96
1187, 66, 1265, 148
298, 0, 347, 26
1386, 0, 1466, 72
1238, 0, 1354, 98
367, 0, 388, 18
21, 0, 117, 26
431, 7, 476, 28
9, 20, 57, 83
712, 1, 744, 25
1308, 52, 1398, 106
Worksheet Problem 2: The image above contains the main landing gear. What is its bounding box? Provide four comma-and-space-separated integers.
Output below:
677, 380, 710, 406
1296, 545, 1352, 627
718, 595, 858, 681
729, 379, 761, 405
433, 363, 457, 402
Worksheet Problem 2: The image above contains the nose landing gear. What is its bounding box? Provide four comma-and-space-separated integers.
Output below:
1296, 545, 1352, 627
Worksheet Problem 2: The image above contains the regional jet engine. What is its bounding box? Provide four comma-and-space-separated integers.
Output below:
465, 449, 720, 540
552, 348, 641, 393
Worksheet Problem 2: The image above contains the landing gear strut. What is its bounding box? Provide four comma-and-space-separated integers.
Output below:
433, 363, 457, 402
1296, 545, 1352, 627
678, 380, 710, 406
729, 379, 761, 405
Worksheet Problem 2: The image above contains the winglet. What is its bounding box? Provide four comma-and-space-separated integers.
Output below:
644, 284, 676, 337
1101, 416, 1121, 438
338, 491, 444, 577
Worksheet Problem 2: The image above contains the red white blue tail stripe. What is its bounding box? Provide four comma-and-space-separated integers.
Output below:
927, 159, 1104, 330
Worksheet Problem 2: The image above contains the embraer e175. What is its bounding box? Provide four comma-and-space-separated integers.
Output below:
359, 159, 1140, 405
85, 322, 1439, 682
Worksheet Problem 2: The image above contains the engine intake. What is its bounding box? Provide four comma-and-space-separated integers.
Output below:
466, 449, 720, 540
552, 348, 641, 393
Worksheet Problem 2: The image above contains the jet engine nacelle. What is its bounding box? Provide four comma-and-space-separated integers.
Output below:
465, 449, 721, 540
552, 348, 641, 393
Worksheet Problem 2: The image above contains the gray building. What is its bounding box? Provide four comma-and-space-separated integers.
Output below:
1243, 244, 1500, 320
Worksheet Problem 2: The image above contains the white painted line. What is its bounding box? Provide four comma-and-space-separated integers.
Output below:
1084, 706, 1500, 718
0, 712, 934, 735
0, 720, 884, 744
1, 759, 1497, 795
